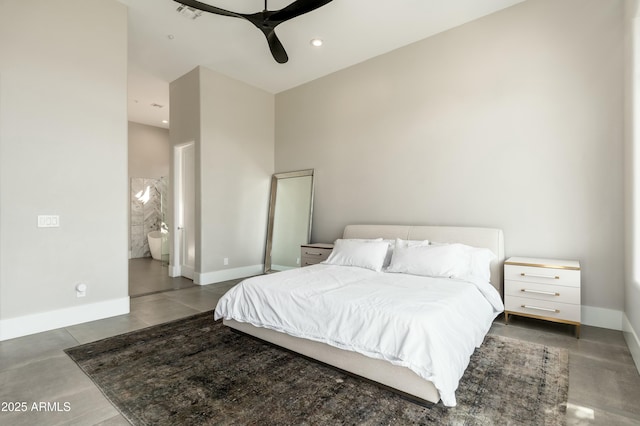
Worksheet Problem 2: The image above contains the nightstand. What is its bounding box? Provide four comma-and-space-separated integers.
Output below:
504, 257, 581, 338
300, 243, 333, 267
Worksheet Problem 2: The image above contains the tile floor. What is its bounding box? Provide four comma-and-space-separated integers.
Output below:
1, 280, 639, 425
128, 258, 195, 297
0, 279, 240, 426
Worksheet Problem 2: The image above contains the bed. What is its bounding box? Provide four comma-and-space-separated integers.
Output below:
214, 224, 505, 407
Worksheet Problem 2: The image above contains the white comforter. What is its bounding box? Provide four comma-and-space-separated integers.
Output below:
214, 264, 504, 406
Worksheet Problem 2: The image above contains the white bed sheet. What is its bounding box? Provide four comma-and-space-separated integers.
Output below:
214, 264, 504, 406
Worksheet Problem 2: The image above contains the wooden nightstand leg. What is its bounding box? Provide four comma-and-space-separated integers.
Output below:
504, 311, 509, 324
576, 324, 580, 339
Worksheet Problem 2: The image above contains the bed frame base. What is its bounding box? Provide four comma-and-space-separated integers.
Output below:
224, 319, 440, 404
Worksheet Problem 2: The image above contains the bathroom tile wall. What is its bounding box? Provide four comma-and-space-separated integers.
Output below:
130, 177, 167, 258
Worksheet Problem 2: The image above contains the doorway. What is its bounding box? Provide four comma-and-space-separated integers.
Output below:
172, 141, 196, 280
127, 122, 196, 297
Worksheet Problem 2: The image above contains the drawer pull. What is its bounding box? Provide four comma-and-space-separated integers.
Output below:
521, 304, 560, 313
521, 289, 560, 296
304, 251, 324, 256
520, 273, 559, 280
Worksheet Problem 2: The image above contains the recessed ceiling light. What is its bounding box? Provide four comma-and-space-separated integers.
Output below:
162, 120, 169, 124
310, 38, 323, 47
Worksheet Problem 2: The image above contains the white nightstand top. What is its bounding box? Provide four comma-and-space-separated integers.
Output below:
505, 257, 580, 271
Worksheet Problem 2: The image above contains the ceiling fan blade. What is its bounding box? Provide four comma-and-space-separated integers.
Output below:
174, 0, 329, 64
175, 0, 245, 19
270, 0, 334, 22
264, 30, 289, 64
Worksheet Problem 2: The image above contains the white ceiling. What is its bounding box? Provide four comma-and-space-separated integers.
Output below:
121, 0, 524, 129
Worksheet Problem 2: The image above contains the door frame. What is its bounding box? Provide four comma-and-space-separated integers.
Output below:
171, 141, 195, 279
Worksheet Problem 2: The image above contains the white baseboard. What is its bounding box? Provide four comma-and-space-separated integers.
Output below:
581, 305, 623, 330
195, 264, 263, 285
168, 263, 181, 277
182, 265, 195, 280
272, 264, 298, 271
168, 264, 195, 279
623, 314, 640, 375
0, 297, 130, 342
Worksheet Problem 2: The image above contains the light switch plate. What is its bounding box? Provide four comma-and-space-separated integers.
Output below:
37, 215, 60, 228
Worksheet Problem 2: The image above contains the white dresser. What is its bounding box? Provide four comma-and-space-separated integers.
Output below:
300, 243, 333, 267
504, 257, 581, 338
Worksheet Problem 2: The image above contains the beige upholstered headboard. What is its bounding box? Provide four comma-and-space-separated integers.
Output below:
343, 224, 505, 295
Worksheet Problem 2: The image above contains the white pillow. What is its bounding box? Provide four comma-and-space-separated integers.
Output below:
345, 238, 396, 269
387, 243, 470, 278
395, 238, 430, 249
323, 239, 389, 272
330, 238, 395, 268
380, 239, 396, 268
466, 247, 496, 281
430, 241, 496, 281
386, 239, 429, 269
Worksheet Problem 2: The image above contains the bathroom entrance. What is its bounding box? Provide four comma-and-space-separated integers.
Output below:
129, 176, 193, 296
127, 122, 195, 296
130, 177, 168, 263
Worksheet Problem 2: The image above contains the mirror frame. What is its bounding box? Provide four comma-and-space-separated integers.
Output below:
264, 169, 315, 273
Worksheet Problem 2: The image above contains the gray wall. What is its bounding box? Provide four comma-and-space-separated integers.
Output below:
170, 68, 202, 276
275, 0, 624, 318
0, 0, 128, 336
128, 122, 170, 179
199, 67, 274, 280
624, 0, 640, 371
170, 67, 274, 284
128, 122, 170, 257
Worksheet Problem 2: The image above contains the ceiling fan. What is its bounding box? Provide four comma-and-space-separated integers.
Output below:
174, 0, 335, 64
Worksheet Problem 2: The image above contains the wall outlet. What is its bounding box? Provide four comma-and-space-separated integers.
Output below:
76, 283, 87, 298
296, 257, 300, 265
223, 257, 229, 266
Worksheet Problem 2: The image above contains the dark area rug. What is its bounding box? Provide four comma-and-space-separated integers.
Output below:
65, 312, 568, 425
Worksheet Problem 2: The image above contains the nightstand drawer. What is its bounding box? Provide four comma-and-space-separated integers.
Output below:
504, 264, 580, 287
302, 258, 323, 266
301, 247, 331, 260
505, 280, 580, 305
301, 244, 333, 267
505, 295, 580, 323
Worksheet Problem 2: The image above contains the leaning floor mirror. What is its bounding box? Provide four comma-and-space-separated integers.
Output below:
264, 169, 314, 273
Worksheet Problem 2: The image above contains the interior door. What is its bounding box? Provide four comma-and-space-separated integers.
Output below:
174, 142, 195, 279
